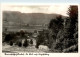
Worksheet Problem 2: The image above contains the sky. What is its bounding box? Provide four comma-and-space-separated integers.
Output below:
1, 4, 70, 16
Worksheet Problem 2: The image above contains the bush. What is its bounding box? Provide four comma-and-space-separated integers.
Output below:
10, 41, 13, 46
4, 34, 12, 43
18, 42, 22, 47
30, 39, 33, 45
35, 42, 40, 48
63, 44, 78, 52
23, 39, 28, 47
54, 42, 63, 51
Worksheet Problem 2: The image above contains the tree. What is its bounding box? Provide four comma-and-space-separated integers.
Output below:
18, 41, 22, 47
68, 5, 78, 39
30, 39, 33, 45
48, 15, 63, 30
23, 39, 28, 47
4, 34, 14, 43
63, 5, 78, 49
48, 15, 64, 48
35, 31, 45, 48
10, 41, 13, 46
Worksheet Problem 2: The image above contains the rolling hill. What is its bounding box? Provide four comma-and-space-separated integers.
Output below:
3, 11, 67, 32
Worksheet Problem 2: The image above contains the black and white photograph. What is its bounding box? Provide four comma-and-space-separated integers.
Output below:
2, 4, 78, 53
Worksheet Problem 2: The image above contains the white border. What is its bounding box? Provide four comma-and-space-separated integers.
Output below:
0, 3, 80, 57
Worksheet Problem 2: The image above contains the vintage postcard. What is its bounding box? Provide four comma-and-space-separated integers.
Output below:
0, 3, 80, 57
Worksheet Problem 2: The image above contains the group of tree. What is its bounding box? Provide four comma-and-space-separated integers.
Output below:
9, 39, 29, 47
36, 5, 78, 53
3, 30, 32, 43
48, 5, 78, 52
3, 31, 32, 47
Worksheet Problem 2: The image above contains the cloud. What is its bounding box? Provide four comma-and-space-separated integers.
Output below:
2, 4, 69, 16
48, 5, 69, 16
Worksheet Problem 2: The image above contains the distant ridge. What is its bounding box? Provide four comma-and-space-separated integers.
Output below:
3, 11, 67, 25
3, 11, 67, 32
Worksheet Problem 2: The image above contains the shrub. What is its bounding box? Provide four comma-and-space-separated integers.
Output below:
23, 39, 28, 47
18, 41, 22, 47
10, 41, 13, 46
54, 42, 63, 51
30, 39, 33, 45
